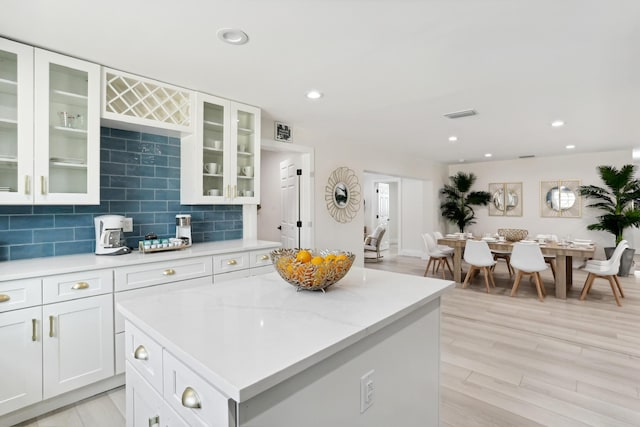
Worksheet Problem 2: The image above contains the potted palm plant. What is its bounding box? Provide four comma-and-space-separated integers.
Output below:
440, 172, 491, 232
578, 164, 640, 276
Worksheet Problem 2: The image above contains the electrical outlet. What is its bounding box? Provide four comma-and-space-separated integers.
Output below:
123, 217, 133, 232
360, 369, 375, 413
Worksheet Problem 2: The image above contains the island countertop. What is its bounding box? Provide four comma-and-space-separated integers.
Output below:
117, 267, 454, 402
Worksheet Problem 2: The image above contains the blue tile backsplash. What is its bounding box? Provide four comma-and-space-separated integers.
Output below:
0, 127, 242, 261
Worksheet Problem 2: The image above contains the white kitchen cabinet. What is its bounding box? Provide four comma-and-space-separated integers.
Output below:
102, 68, 195, 134
0, 37, 100, 205
42, 293, 114, 399
181, 93, 261, 204
0, 307, 42, 416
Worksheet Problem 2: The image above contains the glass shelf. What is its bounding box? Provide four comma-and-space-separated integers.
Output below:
0, 118, 18, 128
203, 173, 223, 177
238, 127, 254, 135
51, 89, 88, 106
237, 151, 253, 157
203, 120, 224, 130
0, 78, 17, 95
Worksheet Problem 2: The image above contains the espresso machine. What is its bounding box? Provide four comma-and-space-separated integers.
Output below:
176, 214, 192, 246
94, 215, 131, 255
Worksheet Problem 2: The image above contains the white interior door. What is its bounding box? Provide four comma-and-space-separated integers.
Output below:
376, 182, 390, 250
280, 159, 298, 248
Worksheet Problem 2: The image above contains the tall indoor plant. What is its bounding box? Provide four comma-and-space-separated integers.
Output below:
578, 164, 640, 276
440, 172, 491, 232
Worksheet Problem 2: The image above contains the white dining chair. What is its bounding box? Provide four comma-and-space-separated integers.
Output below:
580, 240, 628, 306
462, 240, 496, 293
509, 242, 548, 302
433, 231, 454, 255
422, 233, 453, 279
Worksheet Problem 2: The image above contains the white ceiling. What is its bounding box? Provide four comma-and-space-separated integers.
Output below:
2, 0, 639, 164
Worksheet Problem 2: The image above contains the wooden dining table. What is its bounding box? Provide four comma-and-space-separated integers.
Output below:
437, 237, 596, 299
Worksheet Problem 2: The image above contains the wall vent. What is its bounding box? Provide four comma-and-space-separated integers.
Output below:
444, 109, 477, 119
519, 155, 535, 159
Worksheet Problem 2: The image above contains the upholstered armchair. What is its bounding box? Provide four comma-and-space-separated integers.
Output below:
364, 225, 386, 262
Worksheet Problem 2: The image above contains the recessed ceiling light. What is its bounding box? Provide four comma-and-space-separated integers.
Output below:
448, 136, 458, 142
551, 120, 565, 127
566, 144, 576, 149
305, 90, 323, 100
217, 28, 249, 45
484, 153, 492, 158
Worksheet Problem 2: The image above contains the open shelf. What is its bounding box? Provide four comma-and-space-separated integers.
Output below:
0, 78, 17, 95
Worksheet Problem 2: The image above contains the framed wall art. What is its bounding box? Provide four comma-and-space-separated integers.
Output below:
489, 182, 522, 216
274, 121, 292, 142
540, 179, 581, 217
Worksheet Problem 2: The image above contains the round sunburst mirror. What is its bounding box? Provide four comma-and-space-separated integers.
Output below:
325, 167, 361, 223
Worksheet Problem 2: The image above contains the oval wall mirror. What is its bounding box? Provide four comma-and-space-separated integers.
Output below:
545, 185, 576, 211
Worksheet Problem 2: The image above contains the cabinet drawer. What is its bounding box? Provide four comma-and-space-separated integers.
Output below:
249, 249, 274, 268
115, 277, 212, 333
163, 350, 234, 427
0, 278, 41, 313
251, 264, 275, 276
42, 269, 113, 304
125, 320, 163, 394
213, 252, 250, 274
115, 256, 213, 292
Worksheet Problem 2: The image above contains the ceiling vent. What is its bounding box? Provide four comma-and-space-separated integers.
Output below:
519, 155, 535, 159
444, 109, 477, 119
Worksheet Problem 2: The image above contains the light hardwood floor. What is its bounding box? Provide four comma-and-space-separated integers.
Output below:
367, 246, 640, 427
19, 248, 640, 427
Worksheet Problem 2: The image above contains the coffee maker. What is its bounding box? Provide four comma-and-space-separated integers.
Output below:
94, 215, 131, 255
175, 214, 192, 247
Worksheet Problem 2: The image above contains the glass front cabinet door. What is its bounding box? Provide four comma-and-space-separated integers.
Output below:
34, 49, 100, 204
181, 93, 260, 205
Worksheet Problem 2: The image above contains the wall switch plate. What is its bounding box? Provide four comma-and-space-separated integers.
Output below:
360, 369, 375, 413
123, 217, 133, 232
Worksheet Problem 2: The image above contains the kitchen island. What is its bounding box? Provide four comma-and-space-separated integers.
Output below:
118, 267, 454, 427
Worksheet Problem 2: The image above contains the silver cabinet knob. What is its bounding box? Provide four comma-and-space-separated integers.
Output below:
134, 345, 149, 361
181, 386, 202, 409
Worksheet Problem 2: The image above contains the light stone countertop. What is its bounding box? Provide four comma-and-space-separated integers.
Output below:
117, 267, 454, 402
0, 239, 280, 281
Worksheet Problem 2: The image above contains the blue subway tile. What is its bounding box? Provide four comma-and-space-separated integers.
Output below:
74, 203, 110, 214
100, 127, 111, 136
155, 166, 179, 179
141, 178, 167, 189
34, 228, 74, 243
125, 237, 141, 248
55, 240, 94, 256
100, 149, 110, 162
127, 141, 155, 154
101, 136, 126, 151
167, 202, 188, 212
167, 156, 180, 168
33, 205, 73, 214
192, 222, 213, 233
141, 133, 168, 144
0, 206, 33, 215
111, 128, 141, 140
168, 136, 180, 146
189, 211, 204, 222
111, 150, 140, 164
167, 179, 180, 190
100, 175, 110, 187
0, 246, 8, 261
0, 217, 7, 230
204, 231, 224, 241
101, 162, 126, 176
11, 215, 54, 229
141, 201, 167, 212
110, 176, 141, 188
56, 214, 93, 227
75, 226, 95, 240
126, 165, 155, 177
141, 154, 168, 166
130, 212, 156, 224
0, 230, 33, 245
138, 223, 168, 237
154, 189, 179, 201
100, 188, 126, 201
232, 220, 243, 229
155, 212, 177, 224
225, 230, 243, 240
126, 189, 155, 201
204, 211, 225, 221
110, 201, 141, 213
191, 232, 204, 243
163, 145, 180, 157
225, 211, 243, 221
11, 243, 53, 260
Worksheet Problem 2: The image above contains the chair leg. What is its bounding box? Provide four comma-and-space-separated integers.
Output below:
511, 271, 523, 297
614, 275, 625, 298
463, 266, 476, 288
580, 273, 595, 300
444, 257, 454, 278
424, 258, 433, 277
438, 258, 446, 279
533, 272, 545, 302
482, 267, 491, 293
548, 259, 556, 280
607, 276, 622, 306
487, 267, 496, 288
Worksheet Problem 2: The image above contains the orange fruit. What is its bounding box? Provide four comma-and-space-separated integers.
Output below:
336, 254, 348, 262
324, 254, 336, 263
296, 250, 312, 263
311, 256, 324, 266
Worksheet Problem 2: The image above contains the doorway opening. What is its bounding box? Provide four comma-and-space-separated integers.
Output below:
258, 140, 314, 249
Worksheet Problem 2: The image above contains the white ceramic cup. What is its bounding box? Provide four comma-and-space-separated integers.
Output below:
241, 166, 253, 177
238, 143, 246, 152
213, 140, 222, 149
244, 190, 254, 197
204, 163, 218, 174
208, 189, 221, 196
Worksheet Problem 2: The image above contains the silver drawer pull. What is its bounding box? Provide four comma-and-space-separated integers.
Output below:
32, 318, 37, 342
0, 294, 10, 303
134, 345, 149, 361
49, 315, 55, 337
260, 255, 269, 261
72, 282, 89, 290
149, 415, 160, 427
163, 268, 176, 276
181, 386, 202, 409
227, 259, 237, 266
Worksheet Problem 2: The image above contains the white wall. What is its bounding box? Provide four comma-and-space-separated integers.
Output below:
447, 150, 632, 257
257, 150, 284, 243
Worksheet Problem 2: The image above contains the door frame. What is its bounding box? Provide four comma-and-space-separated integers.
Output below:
244, 140, 315, 248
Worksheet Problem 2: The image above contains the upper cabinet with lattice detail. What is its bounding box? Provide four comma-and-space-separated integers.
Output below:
101, 68, 195, 134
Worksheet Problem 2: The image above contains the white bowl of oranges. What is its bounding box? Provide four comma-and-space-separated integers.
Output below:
270, 248, 355, 292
